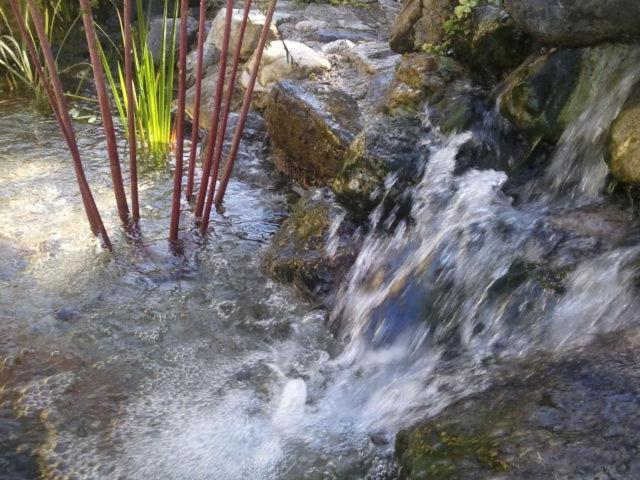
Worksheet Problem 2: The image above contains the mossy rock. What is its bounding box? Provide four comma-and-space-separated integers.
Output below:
332, 116, 425, 214
383, 53, 463, 116
607, 85, 640, 185
499, 43, 640, 142
265, 81, 362, 187
263, 190, 359, 304
389, 0, 455, 54
450, 4, 534, 81
396, 330, 640, 479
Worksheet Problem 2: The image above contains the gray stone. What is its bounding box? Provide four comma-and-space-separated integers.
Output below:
505, 0, 640, 47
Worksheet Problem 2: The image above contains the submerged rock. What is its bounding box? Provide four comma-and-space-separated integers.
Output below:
265, 81, 362, 186
504, 0, 640, 47
210, 8, 279, 61
607, 86, 640, 185
396, 329, 640, 479
263, 190, 359, 304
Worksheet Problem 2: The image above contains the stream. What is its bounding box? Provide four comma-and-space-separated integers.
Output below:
1, 45, 640, 478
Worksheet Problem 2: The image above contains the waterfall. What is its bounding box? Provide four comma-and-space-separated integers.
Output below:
327, 86, 640, 432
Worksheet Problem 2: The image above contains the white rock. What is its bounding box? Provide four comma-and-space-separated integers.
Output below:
241, 40, 331, 92
294, 19, 328, 32
321, 39, 356, 54
210, 8, 280, 61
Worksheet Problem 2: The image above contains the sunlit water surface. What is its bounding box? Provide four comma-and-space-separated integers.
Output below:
0, 98, 395, 479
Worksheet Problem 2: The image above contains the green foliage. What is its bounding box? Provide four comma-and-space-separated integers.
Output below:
0, 0, 64, 108
98, 0, 178, 161
422, 0, 502, 54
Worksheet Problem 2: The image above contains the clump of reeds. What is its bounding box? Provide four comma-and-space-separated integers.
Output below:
98, 0, 178, 161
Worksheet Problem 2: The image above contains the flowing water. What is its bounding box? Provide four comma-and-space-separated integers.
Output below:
1, 52, 640, 479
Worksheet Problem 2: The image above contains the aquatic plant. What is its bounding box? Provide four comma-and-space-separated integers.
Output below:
184, 0, 208, 202
0, 0, 68, 108
168, 0, 189, 245
80, 0, 131, 226
98, 0, 178, 161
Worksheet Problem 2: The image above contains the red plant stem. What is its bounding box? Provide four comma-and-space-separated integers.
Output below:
123, 0, 139, 225
18, 0, 112, 250
79, 0, 131, 227
193, 0, 234, 220
168, 0, 190, 245
185, 0, 207, 202
203, 0, 277, 232
202, 0, 253, 227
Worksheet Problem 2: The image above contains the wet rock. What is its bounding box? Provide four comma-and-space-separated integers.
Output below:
263, 190, 359, 304
429, 81, 526, 174
504, 0, 640, 47
383, 53, 463, 116
147, 16, 199, 66
240, 40, 331, 101
210, 8, 279, 61
607, 86, 640, 185
312, 29, 375, 44
321, 39, 356, 55
449, 4, 533, 81
498, 44, 639, 142
389, 0, 453, 54
333, 116, 424, 213
343, 41, 401, 75
302, 4, 376, 34
498, 49, 582, 141
265, 81, 362, 186
396, 329, 640, 479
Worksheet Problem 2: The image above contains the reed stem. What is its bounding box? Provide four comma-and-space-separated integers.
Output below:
79, 0, 131, 227
123, 0, 139, 226
18, 0, 111, 249
194, 0, 234, 220
185, 0, 207, 202
200, 0, 253, 233
206, 0, 278, 230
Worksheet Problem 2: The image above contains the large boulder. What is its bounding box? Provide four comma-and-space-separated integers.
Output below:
498, 43, 640, 141
263, 190, 360, 304
389, 0, 453, 54
240, 40, 331, 95
607, 86, 640, 185
210, 8, 279, 61
265, 81, 362, 186
504, 0, 640, 47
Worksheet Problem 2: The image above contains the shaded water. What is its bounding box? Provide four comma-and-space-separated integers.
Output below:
1, 51, 640, 479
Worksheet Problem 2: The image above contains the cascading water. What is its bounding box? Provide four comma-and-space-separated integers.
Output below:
2, 48, 640, 480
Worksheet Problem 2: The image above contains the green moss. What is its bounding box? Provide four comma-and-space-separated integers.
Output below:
396, 423, 509, 480
332, 134, 388, 209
